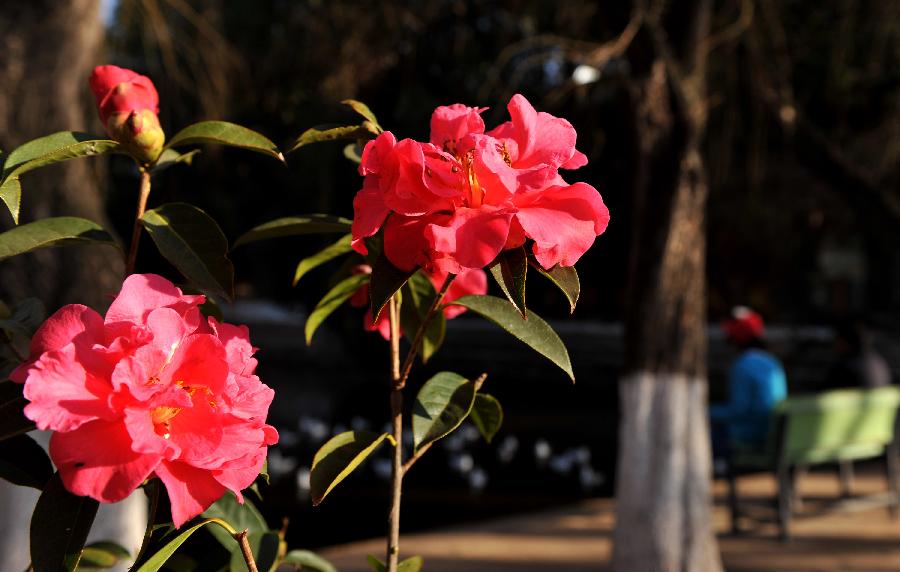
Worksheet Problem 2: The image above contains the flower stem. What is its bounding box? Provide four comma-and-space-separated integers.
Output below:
234, 529, 259, 572
125, 169, 152, 275
396, 274, 456, 388
386, 295, 403, 572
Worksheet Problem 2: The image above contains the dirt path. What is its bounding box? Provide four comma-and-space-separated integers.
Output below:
318, 469, 900, 571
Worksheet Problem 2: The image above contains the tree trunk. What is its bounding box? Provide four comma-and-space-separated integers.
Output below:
0, 0, 123, 310
613, 1, 721, 570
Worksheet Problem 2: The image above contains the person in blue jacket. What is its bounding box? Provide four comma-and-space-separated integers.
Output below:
711, 307, 787, 456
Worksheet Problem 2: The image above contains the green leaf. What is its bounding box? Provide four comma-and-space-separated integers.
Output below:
30, 472, 100, 572
165, 121, 283, 162
286, 124, 378, 153
305, 273, 370, 345
400, 272, 445, 363
0, 217, 118, 262
0, 297, 45, 339
370, 254, 416, 322
531, 259, 580, 313
470, 393, 504, 443
0, 433, 52, 489
282, 550, 338, 572
134, 519, 236, 572
310, 430, 394, 505
449, 295, 574, 381
229, 531, 279, 572
78, 541, 130, 570
233, 215, 352, 248
0, 381, 35, 440
141, 203, 234, 301
489, 247, 528, 317
342, 100, 382, 131
0, 133, 122, 224
412, 372, 477, 451
151, 148, 201, 174
202, 493, 268, 553
343, 143, 363, 164
366, 555, 424, 572
293, 234, 353, 286
0, 177, 21, 224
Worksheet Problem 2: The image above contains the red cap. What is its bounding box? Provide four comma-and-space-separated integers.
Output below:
721, 306, 764, 345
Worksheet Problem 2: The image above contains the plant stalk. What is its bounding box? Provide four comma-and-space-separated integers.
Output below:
386, 295, 403, 572
125, 170, 152, 275
234, 530, 259, 572
396, 274, 456, 388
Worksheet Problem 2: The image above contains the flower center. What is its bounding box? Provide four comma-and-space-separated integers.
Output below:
463, 150, 484, 208
149, 381, 215, 439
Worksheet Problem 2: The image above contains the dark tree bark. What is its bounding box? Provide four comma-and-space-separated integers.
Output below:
613, 1, 722, 570
0, 0, 123, 310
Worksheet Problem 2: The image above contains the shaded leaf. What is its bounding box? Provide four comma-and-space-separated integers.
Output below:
531, 259, 580, 314
202, 493, 267, 553
165, 121, 283, 161
286, 124, 378, 153
78, 541, 130, 570
470, 394, 504, 443
293, 234, 353, 286
229, 531, 279, 572
0, 217, 118, 262
0, 381, 35, 440
141, 203, 234, 301
305, 273, 370, 345
233, 215, 352, 248
343, 143, 363, 164
342, 100, 382, 130
134, 519, 236, 572
370, 254, 415, 322
449, 295, 574, 381
310, 430, 394, 505
283, 550, 338, 572
0, 433, 52, 489
412, 372, 477, 451
30, 472, 100, 572
400, 271, 445, 363
0, 297, 45, 339
489, 247, 527, 317
0, 177, 20, 224
151, 148, 201, 174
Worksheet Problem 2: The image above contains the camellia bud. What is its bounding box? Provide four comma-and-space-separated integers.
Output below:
89, 65, 164, 164
106, 109, 165, 164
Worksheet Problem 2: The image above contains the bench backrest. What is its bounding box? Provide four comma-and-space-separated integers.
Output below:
774, 386, 900, 465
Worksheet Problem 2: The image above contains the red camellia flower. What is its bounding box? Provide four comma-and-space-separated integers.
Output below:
350, 94, 610, 274
348, 265, 488, 339
10, 274, 278, 527
89, 65, 165, 163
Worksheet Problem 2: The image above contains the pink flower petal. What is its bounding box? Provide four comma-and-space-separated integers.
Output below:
384, 214, 442, 272
429, 104, 486, 153
208, 318, 258, 376
351, 176, 390, 256
424, 207, 514, 273
434, 268, 488, 319
514, 182, 610, 268
155, 461, 227, 528
105, 274, 204, 327
10, 305, 104, 383
50, 419, 161, 503
22, 344, 114, 432
160, 334, 229, 395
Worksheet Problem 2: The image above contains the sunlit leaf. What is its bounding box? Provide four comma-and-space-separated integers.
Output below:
449, 295, 574, 381
489, 247, 527, 317
202, 493, 268, 553
0, 177, 21, 224
286, 124, 378, 153
305, 273, 370, 345
343, 143, 363, 164
0, 433, 52, 489
141, 203, 234, 301
341, 100, 382, 131
412, 372, 477, 451
531, 258, 580, 313
134, 519, 237, 572
0, 217, 118, 262
151, 148, 201, 174
165, 121, 283, 161
283, 549, 337, 572
293, 234, 353, 286
30, 473, 100, 572
470, 393, 503, 443
233, 215, 352, 248
310, 431, 394, 505
366, 555, 424, 572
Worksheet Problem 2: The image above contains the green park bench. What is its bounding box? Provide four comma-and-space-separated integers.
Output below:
727, 386, 900, 540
